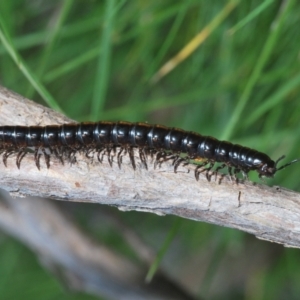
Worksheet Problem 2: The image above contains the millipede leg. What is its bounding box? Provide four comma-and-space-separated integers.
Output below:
194, 161, 214, 181
147, 149, 156, 165
148, 148, 156, 162
214, 163, 226, 181
42, 148, 51, 169
155, 152, 178, 169
165, 154, 178, 166
154, 151, 165, 169
155, 151, 163, 164
16, 149, 27, 169
195, 166, 200, 181
227, 166, 233, 181
53, 147, 64, 165
173, 157, 187, 173
97, 147, 105, 163
34, 148, 42, 170
233, 168, 241, 183
218, 172, 226, 184
205, 163, 214, 181
182, 161, 190, 173
127, 147, 137, 170
107, 147, 113, 167
117, 148, 124, 169
3, 150, 14, 167
67, 149, 77, 165
139, 148, 147, 170
85, 147, 94, 159
194, 162, 208, 181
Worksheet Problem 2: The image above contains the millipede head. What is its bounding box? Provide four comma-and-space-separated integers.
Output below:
259, 155, 300, 178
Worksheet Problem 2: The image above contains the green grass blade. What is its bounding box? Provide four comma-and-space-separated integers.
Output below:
228, 0, 275, 34
26, 0, 74, 98
91, 0, 116, 120
145, 1, 191, 80
222, 0, 296, 140
0, 20, 63, 112
145, 219, 181, 283
243, 72, 300, 128
43, 47, 101, 83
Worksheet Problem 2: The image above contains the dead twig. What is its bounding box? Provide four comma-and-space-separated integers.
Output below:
0, 191, 195, 300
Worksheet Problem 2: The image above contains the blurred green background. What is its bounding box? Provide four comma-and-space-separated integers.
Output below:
1, 0, 300, 299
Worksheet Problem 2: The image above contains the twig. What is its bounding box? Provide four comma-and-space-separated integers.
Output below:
0, 192, 195, 299
1, 85, 300, 248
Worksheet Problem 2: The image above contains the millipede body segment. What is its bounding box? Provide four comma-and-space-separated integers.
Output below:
0, 121, 297, 180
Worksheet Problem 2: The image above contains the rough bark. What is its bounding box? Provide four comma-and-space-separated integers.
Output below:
1, 85, 300, 249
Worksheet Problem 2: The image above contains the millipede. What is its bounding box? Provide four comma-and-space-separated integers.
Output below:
0, 121, 298, 181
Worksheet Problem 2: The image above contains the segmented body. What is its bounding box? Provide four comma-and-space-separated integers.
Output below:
0, 121, 280, 179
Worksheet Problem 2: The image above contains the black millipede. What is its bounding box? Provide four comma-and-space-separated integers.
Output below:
0, 121, 298, 181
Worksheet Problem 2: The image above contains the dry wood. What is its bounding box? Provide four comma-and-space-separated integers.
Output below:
1, 85, 300, 248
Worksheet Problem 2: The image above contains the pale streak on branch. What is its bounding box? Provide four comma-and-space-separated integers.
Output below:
1, 85, 300, 249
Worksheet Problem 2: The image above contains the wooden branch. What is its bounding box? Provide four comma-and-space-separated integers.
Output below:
1, 85, 300, 248
0, 193, 194, 299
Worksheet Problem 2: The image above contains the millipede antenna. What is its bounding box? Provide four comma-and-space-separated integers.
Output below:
275, 155, 300, 172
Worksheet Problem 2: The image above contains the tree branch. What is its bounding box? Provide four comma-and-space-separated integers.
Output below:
0, 192, 195, 299
1, 85, 300, 248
